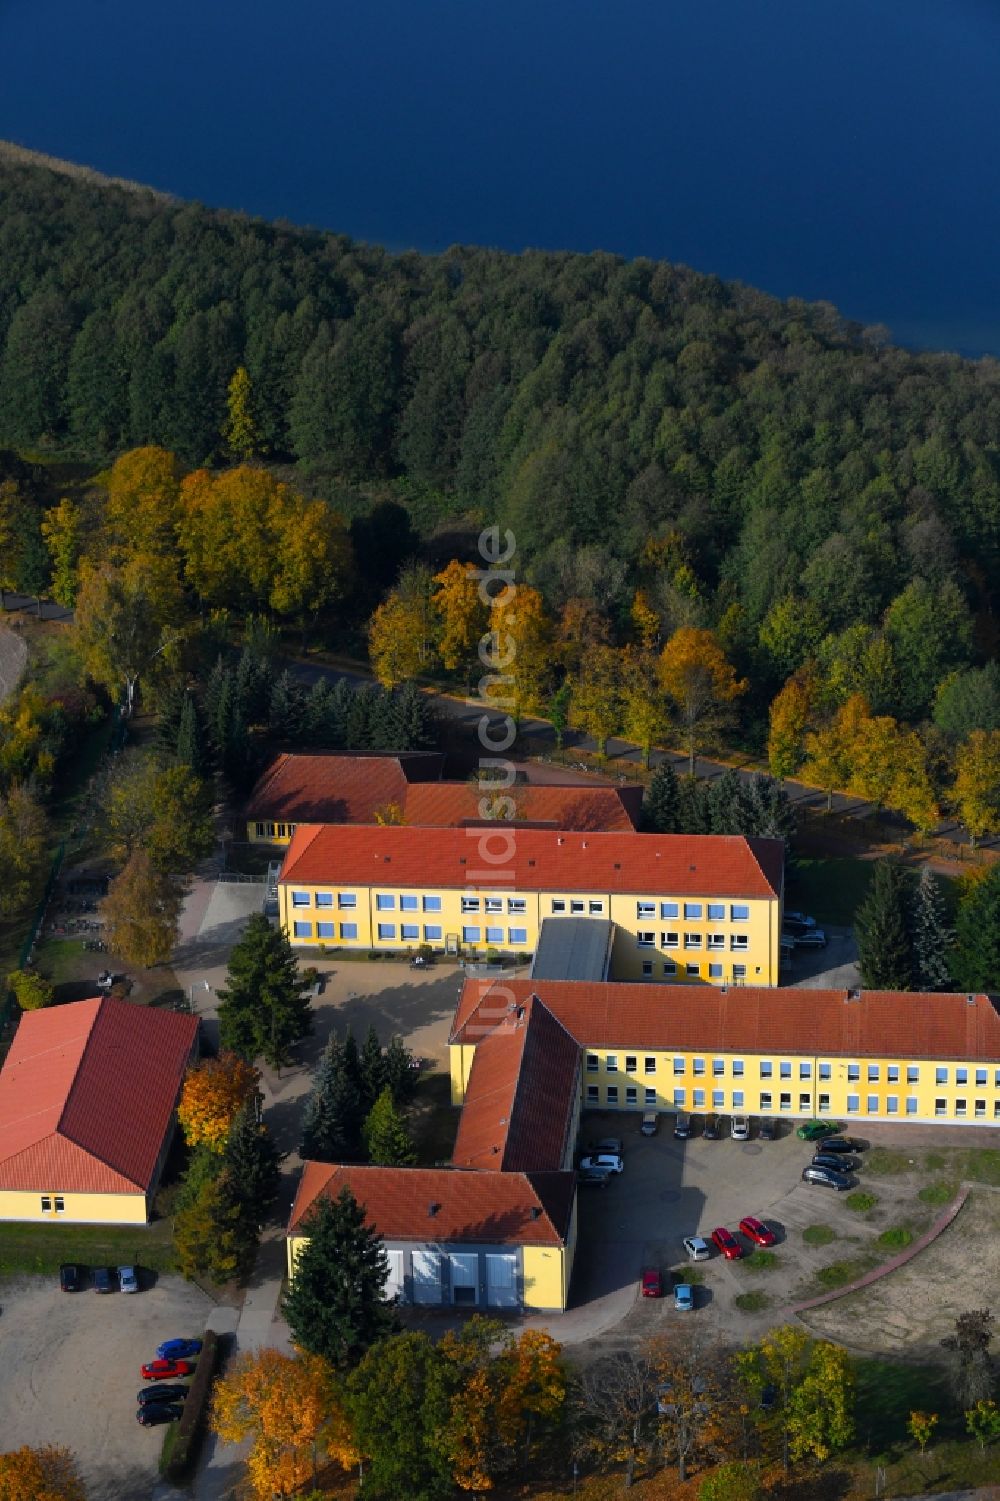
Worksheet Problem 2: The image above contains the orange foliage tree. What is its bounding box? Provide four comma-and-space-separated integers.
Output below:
211, 1348, 356, 1500
432, 560, 489, 674
177, 1052, 262, 1153
767, 670, 815, 780
658, 627, 746, 774
0, 1444, 87, 1501
488, 585, 553, 723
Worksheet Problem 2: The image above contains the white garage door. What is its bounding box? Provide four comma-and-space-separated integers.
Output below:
449, 1252, 478, 1306
384, 1249, 404, 1300
412, 1248, 442, 1304
485, 1252, 518, 1308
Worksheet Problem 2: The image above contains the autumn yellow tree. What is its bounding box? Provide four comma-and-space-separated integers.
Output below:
99, 850, 183, 967
0, 784, 50, 919
73, 561, 181, 715
368, 592, 430, 688
630, 588, 661, 652
7, 969, 54, 1011
767, 670, 815, 780
40, 498, 84, 608
800, 694, 864, 811
887, 728, 940, 833
105, 756, 214, 874
555, 597, 610, 675
104, 445, 182, 563
619, 647, 670, 768
269, 495, 353, 640
657, 627, 746, 774
489, 584, 553, 722
952, 729, 1000, 846
225, 366, 261, 459
211, 1348, 356, 1499
178, 465, 307, 611
0, 1444, 87, 1501
178, 1052, 262, 1152
568, 643, 623, 757
432, 560, 489, 675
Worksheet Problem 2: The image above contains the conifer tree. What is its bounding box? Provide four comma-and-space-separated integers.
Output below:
952, 865, 1000, 992
268, 669, 306, 742
383, 1034, 418, 1106
300, 1032, 364, 1161
222, 1099, 281, 1222
359, 1023, 386, 1109
224, 365, 261, 459
643, 760, 681, 832
217, 913, 312, 1066
910, 866, 953, 991
855, 860, 914, 990
175, 690, 209, 777
363, 1086, 416, 1166
283, 1187, 398, 1367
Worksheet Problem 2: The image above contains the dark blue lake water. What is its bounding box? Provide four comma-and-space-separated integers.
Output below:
3, 0, 999, 354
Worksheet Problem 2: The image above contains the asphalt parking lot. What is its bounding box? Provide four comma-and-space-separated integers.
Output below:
0, 1271, 215, 1501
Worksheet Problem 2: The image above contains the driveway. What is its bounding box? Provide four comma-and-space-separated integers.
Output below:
783, 925, 860, 989
0, 1272, 216, 1501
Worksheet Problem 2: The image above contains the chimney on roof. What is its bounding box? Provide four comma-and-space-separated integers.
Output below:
847, 988, 861, 1002
428, 1202, 440, 1217
558, 836, 565, 845
530, 1206, 541, 1220
967, 994, 977, 1005
582, 840, 588, 849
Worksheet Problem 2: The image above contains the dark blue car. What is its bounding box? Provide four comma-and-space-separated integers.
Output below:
155, 1338, 202, 1361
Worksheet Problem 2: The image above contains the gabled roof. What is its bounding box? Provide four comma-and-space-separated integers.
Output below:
403, 782, 640, 831
530, 917, 614, 982
288, 1162, 575, 1246
0, 997, 198, 1195
451, 995, 580, 1172
451, 978, 1000, 1062
280, 825, 783, 898
245, 751, 445, 823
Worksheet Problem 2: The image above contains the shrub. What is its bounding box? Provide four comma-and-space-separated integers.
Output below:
159, 1328, 224, 1483
918, 1181, 956, 1206
846, 1191, 877, 1213
877, 1225, 913, 1249
734, 1291, 771, 1312
924, 1152, 946, 1170
681, 1268, 706, 1286
803, 1224, 837, 1246
816, 1259, 869, 1289
744, 1250, 778, 1270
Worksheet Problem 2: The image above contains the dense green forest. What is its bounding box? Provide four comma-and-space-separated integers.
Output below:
4, 153, 1000, 796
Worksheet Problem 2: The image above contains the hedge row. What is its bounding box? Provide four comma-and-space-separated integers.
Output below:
159, 1328, 226, 1484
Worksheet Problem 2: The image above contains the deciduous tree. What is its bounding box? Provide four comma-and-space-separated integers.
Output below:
699, 1461, 763, 1501
98, 850, 183, 968
907, 1410, 938, 1454
40, 498, 83, 608
368, 591, 432, 689
658, 627, 746, 775
767, 671, 814, 780
650, 1326, 725, 1483
0, 785, 49, 919
568, 643, 622, 757
941, 1309, 995, 1409
576, 1348, 658, 1490
104, 445, 182, 563
217, 913, 312, 1067
488, 584, 553, 723
432, 560, 488, 674
965, 1398, 1000, 1451
178, 1052, 262, 1153
620, 648, 669, 768
73, 562, 178, 716
283, 1187, 398, 1367
6, 968, 53, 1011
346, 1332, 454, 1501
0, 1444, 87, 1501
952, 730, 1000, 846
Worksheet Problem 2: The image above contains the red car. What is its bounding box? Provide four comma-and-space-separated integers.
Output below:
140, 1359, 193, 1382
739, 1216, 776, 1248
711, 1227, 744, 1260
641, 1267, 663, 1298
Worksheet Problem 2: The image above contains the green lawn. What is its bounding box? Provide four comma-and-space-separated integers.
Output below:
785, 856, 874, 927
853, 1357, 950, 1452
0, 1216, 177, 1276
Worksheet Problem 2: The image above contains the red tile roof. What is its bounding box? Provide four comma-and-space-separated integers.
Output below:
0, 997, 198, 1196
280, 825, 783, 898
245, 752, 445, 823
452, 978, 1000, 1061
451, 996, 580, 1171
288, 1162, 575, 1245
247, 752, 639, 831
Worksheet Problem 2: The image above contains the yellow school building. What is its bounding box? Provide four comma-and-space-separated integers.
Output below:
277, 825, 784, 985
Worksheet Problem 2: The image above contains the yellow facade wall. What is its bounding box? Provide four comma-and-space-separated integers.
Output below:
281, 879, 780, 987
248, 820, 298, 845
0, 1188, 149, 1224
522, 1244, 569, 1310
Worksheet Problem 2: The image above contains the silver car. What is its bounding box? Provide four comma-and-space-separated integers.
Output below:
682, 1236, 711, 1261
579, 1153, 623, 1174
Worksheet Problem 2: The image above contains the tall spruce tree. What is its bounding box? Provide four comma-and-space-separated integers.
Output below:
910, 866, 954, 991
359, 1023, 387, 1109
855, 860, 914, 990
643, 761, 681, 832
217, 913, 313, 1066
282, 1186, 398, 1367
951, 865, 1000, 992
216, 1100, 282, 1279
383, 1034, 418, 1106
175, 691, 209, 777
363, 1085, 416, 1166
300, 1032, 363, 1161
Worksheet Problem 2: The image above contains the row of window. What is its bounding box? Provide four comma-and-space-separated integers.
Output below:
584, 1055, 1000, 1085
637, 931, 750, 951
255, 822, 297, 838
636, 901, 751, 922
290, 920, 530, 945
585, 1086, 1000, 1118
551, 898, 605, 915
40, 1195, 66, 1213
640, 960, 752, 979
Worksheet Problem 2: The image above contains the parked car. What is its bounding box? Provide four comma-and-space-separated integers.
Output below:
711, 1227, 744, 1260
783, 911, 816, 929
797, 1120, 836, 1141
141, 1359, 193, 1382
702, 1114, 721, 1140
731, 1115, 750, 1140
118, 1265, 139, 1294
673, 1281, 695, 1312
641, 1267, 663, 1298
587, 1137, 623, 1155
738, 1216, 776, 1247
802, 1164, 852, 1191
579, 1153, 623, 1175
818, 1135, 865, 1153
59, 1263, 81, 1293
640, 1112, 658, 1136
93, 1266, 113, 1293
138, 1384, 189, 1406
794, 929, 827, 949
758, 1117, 776, 1140
813, 1152, 860, 1173
156, 1339, 203, 1361
577, 1168, 610, 1187
136, 1402, 183, 1426
673, 1112, 692, 1139
780, 934, 797, 957
682, 1236, 711, 1262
